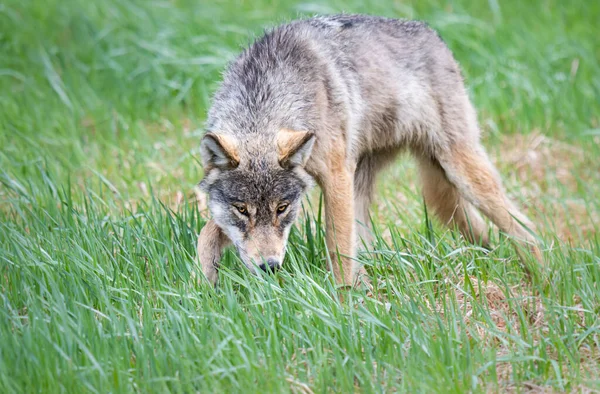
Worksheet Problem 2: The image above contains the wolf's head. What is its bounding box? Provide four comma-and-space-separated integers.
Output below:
199, 129, 315, 273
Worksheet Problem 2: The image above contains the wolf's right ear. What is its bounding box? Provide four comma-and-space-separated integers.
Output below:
200, 133, 240, 170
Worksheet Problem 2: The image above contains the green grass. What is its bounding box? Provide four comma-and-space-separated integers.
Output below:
1, 0, 599, 392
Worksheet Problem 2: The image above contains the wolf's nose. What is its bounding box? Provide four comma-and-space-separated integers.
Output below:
259, 258, 280, 273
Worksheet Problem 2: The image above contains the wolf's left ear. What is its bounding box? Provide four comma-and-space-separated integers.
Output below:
200, 132, 240, 170
277, 129, 315, 168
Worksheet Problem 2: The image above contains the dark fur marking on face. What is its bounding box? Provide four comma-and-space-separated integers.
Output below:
206, 163, 306, 221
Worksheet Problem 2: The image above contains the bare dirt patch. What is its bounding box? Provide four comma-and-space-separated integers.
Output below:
493, 131, 599, 242
434, 275, 598, 393
428, 276, 545, 335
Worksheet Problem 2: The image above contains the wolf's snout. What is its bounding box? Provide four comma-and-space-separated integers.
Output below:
259, 258, 280, 273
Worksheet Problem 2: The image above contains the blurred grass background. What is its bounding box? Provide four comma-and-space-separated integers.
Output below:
1, 0, 599, 392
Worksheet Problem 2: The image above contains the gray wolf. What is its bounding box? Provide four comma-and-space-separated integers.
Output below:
196, 14, 543, 286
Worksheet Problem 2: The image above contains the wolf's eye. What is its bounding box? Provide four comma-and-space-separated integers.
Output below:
277, 203, 289, 214
234, 205, 248, 216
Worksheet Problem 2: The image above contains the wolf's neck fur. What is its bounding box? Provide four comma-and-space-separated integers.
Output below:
206, 25, 336, 138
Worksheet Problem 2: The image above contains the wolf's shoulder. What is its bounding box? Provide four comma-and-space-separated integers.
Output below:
284, 14, 435, 39
249, 14, 436, 47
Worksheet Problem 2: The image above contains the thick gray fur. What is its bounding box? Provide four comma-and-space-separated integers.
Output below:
198, 14, 541, 284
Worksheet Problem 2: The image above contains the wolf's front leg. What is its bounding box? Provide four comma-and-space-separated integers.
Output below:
323, 168, 359, 287
196, 219, 230, 285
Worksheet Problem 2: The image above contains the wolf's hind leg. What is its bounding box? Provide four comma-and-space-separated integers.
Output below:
195, 219, 231, 286
418, 156, 489, 246
437, 145, 543, 264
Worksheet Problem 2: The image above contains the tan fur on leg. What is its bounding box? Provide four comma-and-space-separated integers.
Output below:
319, 146, 359, 287
196, 220, 231, 285
419, 156, 489, 246
323, 172, 357, 286
439, 146, 543, 264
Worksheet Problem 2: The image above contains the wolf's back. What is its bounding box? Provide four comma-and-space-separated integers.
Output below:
207, 15, 457, 143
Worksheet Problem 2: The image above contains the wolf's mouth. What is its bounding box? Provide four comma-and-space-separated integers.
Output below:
235, 246, 282, 275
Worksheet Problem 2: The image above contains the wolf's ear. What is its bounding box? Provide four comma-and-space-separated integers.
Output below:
277, 129, 315, 168
200, 133, 240, 170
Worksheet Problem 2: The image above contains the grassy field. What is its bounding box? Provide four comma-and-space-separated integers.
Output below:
1, 0, 599, 392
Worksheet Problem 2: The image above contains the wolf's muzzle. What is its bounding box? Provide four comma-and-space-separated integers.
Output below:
259, 258, 280, 274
